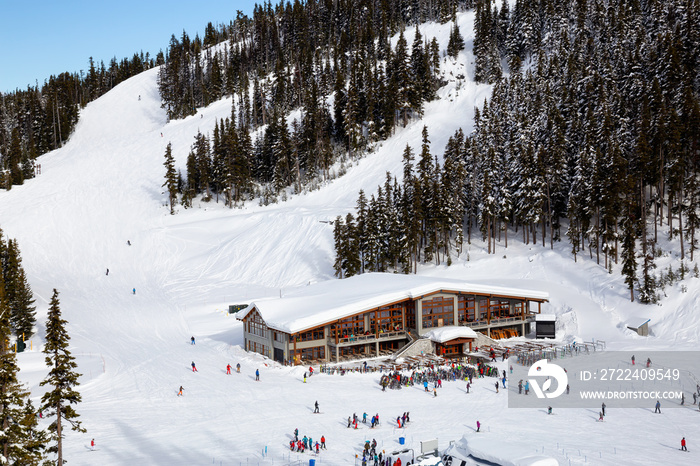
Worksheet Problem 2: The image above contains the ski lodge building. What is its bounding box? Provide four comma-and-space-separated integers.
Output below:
236, 273, 549, 365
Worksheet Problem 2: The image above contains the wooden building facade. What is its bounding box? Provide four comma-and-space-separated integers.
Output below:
237, 274, 548, 364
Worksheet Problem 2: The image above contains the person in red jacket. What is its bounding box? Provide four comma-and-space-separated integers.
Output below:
321, 435, 326, 449
681, 437, 687, 451
226, 364, 231, 374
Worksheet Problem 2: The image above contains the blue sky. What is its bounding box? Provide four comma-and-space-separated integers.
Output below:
0, 0, 259, 94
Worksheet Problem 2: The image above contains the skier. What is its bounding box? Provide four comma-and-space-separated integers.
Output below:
646, 358, 652, 368
476, 420, 481, 432
598, 411, 604, 421
236, 363, 241, 373
294, 428, 299, 441
127, 240, 131, 246
466, 382, 470, 393
524, 380, 530, 395
518, 380, 523, 394
566, 384, 570, 395
191, 336, 195, 345
681, 437, 687, 451
191, 361, 197, 372
106, 268, 109, 276
314, 401, 319, 413
178, 386, 183, 396
132, 288, 136, 295
226, 364, 231, 374
495, 382, 499, 393
602, 402, 606, 416
348, 416, 352, 428
255, 369, 260, 381
433, 387, 437, 397
303, 372, 307, 383
397, 416, 401, 428
631, 355, 635, 365
693, 393, 697, 405
321, 435, 326, 449
91, 439, 95, 450
655, 400, 661, 413
424, 380, 428, 392
547, 406, 553, 415
681, 393, 685, 405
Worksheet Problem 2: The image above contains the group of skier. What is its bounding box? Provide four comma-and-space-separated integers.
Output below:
289, 428, 326, 453
380, 361, 498, 391
347, 412, 381, 429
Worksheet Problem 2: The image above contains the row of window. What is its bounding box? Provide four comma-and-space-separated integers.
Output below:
247, 340, 267, 357
292, 346, 325, 361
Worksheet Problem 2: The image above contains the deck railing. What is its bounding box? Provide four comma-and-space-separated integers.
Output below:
459, 314, 535, 328
332, 330, 406, 346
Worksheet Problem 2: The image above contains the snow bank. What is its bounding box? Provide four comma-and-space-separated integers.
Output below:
447, 435, 558, 466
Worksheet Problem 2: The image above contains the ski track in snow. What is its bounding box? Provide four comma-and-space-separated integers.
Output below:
0, 11, 699, 465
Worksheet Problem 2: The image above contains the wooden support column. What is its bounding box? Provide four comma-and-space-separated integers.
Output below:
293, 334, 297, 365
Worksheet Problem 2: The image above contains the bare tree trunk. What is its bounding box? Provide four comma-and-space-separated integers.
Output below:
487, 216, 491, 254
57, 406, 63, 466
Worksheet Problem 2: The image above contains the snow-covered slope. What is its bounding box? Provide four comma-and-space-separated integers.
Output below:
0, 11, 698, 465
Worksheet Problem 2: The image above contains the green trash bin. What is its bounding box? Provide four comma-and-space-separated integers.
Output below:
17, 340, 26, 353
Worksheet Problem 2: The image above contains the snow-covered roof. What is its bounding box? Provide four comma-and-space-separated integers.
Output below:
237, 273, 549, 334
626, 317, 651, 329
535, 314, 556, 322
423, 326, 478, 343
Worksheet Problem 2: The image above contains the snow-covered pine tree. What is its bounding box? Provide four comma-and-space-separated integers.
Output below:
0, 268, 46, 465
446, 22, 465, 59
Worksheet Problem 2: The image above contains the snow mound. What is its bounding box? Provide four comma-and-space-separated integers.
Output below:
445, 434, 558, 466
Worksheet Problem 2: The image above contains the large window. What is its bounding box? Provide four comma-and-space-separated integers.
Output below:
331, 314, 365, 339
458, 295, 476, 323
405, 301, 416, 330
369, 304, 404, 333
421, 296, 454, 329
292, 346, 325, 361
248, 340, 267, 356
296, 328, 325, 342
340, 345, 367, 357
247, 311, 268, 338
489, 299, 510, 319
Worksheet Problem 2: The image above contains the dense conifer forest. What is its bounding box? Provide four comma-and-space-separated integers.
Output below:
156, 0, 462, 206
332, 0, 700, 304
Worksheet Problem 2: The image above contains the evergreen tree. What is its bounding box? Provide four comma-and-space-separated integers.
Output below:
0, 271, 46, 465
40, 289, 85, 465
2, 238, 36, 340
162, 143, 178, 214
447, 22, 465, 59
